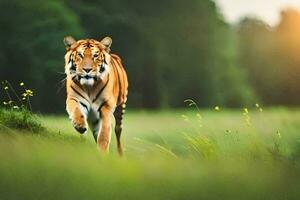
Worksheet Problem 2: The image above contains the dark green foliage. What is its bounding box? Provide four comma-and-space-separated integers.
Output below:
0, 1, 299, 112
0, 0, 257, 112
0, 108, 45, 133
0, 0, 84, 112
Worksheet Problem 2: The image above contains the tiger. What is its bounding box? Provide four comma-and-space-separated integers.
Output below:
63, 36, 128, 155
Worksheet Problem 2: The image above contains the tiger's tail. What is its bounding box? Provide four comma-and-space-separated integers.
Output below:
114, 103, 126, 156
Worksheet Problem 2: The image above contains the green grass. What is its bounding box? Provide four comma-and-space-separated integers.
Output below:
1, 108, 300, 200
0, 108, 44, 133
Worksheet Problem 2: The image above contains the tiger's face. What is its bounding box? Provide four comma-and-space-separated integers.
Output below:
64, 36, 112, 86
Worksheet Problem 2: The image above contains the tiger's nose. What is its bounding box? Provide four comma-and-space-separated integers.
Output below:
83, 68, 92, 73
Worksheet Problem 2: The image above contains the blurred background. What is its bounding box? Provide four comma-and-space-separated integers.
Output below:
0, 0, 300, 113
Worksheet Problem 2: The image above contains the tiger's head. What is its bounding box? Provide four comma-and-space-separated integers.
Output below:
63, 36, 112, 86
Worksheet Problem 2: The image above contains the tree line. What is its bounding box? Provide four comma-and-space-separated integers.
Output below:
0, 0, 299, 112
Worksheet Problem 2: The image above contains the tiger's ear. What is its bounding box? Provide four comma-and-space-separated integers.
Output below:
63, 36, 76, 50
100, 36, 112, 52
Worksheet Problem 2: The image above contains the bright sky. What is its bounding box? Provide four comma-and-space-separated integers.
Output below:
216, 0, 300, 25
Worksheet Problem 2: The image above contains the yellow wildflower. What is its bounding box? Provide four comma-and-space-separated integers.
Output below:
20, 82, 25, 86
25, 89, 33, 96
214, 106, 220, 111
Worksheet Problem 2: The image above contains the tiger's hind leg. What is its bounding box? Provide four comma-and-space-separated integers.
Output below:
114, 104, 125, 156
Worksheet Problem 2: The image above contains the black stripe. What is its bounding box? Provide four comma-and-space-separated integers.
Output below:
115, 60, 123, 103
71, 85, 88, 101
68, 53, 72, 63
70, 61, 76, 71
111, 58, 122, 104
98, 101, 107, 118
69, 97, 78, 102
69, 52, 76, 71
99, 64, 105, 73
93, 75, 109, 103
80, 101, 89, 112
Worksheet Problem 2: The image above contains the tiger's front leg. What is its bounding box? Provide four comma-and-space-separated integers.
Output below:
66, 98, 88, 134
97, 103, 114, 152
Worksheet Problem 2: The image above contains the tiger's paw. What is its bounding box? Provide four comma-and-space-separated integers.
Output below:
71, 108, 88, 134
73, 120, 87, 134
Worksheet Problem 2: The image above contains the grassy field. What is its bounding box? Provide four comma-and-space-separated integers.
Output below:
1, 108, 300, 200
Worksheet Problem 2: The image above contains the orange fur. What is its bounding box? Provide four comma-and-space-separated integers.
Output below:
63, 36, 128, 155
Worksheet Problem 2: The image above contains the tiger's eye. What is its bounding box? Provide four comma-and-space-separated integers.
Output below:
78, 52, 84, 58
93, 54, 99, 58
